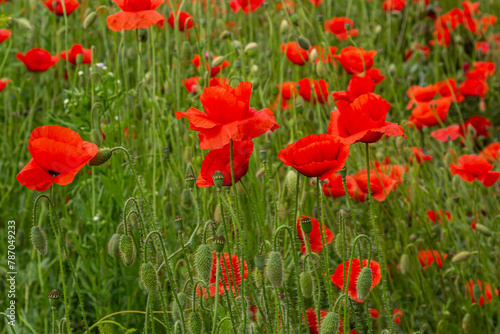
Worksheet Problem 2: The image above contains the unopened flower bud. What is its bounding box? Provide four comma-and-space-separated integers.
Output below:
297, 36, 311, 50
451, 251, 472, 264
195, 244, 213, 283
300, 271, 313, 298
140, 262, 159, 293
88, 147, 113, 166
356, 267, 373, 301
31, 226, 48, 256
320, 312, 340, 334
119, 234, 137, 267
83, 11, 97, 29
107, 233, 121, 258
267, 251, 284, 288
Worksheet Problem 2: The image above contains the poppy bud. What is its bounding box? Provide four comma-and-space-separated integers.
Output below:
286, 170, 298, 194
88, 147, 113, 167
320, 312, 340, 334
90, 128, 102, 146
334, 234, 350, 259
300, 271, 313, 298
301, 217, 313, 234
212, 170, 224, 188
254, 253, 266, 271
475, 223, 492, 236
451, 251, 472, 264
107, 233, 121, 258
279, 20, 290, 34
244, 42, 258, 53
400, 253, 409, 275
83, 11, 97, 29
297, 36, 311, 50
140, 262, 159, 293
189, 311, 204, 334
290, 13, 299, 25
31, 226, 48, 256
181, 189, 193, 207
266, 251, 284, 288
119, 234, 137, 267
195, 244, 213, 284
232, 40, 242, 50
356, 267, 373, 301
48, 289, 61, 308
219, 30, 232, 40
374, 25, 382, 34
259, 147, 267, 161
211, 56, 225, 68
316, 61, 326, 77
181, 41, 192, 61
462, 313, 471, 332
172, 292, 187, 321
213, 234, 226, 253
173, 216, 183, 231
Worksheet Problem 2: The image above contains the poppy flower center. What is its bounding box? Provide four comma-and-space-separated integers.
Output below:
48, 170, 61, 177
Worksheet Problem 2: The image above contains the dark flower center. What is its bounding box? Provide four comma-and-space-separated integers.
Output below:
48, 170, 61, 177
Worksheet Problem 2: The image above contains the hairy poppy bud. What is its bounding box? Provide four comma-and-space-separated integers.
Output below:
266, 251, 284, 288
83, 11, 97, 29
195, 244, 213, 284
48, 289, 61, 308
181, 41, 192, 61
286, 170, 297, 194
172, 292, 187, 321
181, 188, 193, 207
309, 48, 318, 63
212, 170, 224, 188
334, 233, 350, 259
254, 253, 266, 271
119, 234, 137, 267
140, 262, 159, 293
451, 251, 472, 264
90, 128, 102, 146
400, 253, 409, 275
297, 36, 311, 50
107, 233, 121, 258
211, 56, 225, 68
300, 271, 313, 298
31, 226, 48, 256
244, 42, 258, 53
290, 13, 299, 25
320, 312, 340, 334
88, 147, 113, 166
301, 217, 313, 234
213, 234, 226, 253
475, 223, 492, 236
462, 313, 471, 332
279, 20, 290, 34
357, 267, 373, 301
189, 311, 203, 334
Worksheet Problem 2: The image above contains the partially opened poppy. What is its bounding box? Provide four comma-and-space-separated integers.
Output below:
328, 93, 405, 144
410, 147, 433, 164
481, 142, 500, 162
16, 125, 98, 192
278, 134, 350, 180
42, 0, 80, 16
322, 173, 357, 198
324, 17, 359, 40
459, 116, 491, 138
298, 78, 329, 104
353, 170, 397, 202
196, 140, 253, 188
59, 44, 92, 65
229, 0, 265, 13
0, 79, 11, 92
466, 280, 497, 306
176, 82, 279, 149
427, 210, 451, 224
409, 97, 451, 129
296, 216, 334, 254
333, 46, 377, 75
196, 252, 248, 298
417, 250, 447, 268
0, 29, 11, 43
431, 125, 460, 142
383, 0, 407, 12
107, 0, 165, 31
16, 48, 59, 72
331, 259, 382, 303
167, 11, 194, 32
281, 42, 309, 66
450, 154, 500, 187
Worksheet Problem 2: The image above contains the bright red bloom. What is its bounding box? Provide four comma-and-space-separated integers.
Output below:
481, 142, 500, 162
278, 134, 350, 180
431, 125, 460, 142
460, 116, 491, 138
298, 78, 329, 105
409, 97, 451, 129
347, 76, 376, 98
167, 11, 194, 31
281, 42, 309, 66
418, 250, 447, 268
328, 93, 405, 144
42, 0, 80, 15
369, 309, 380, 319
304, 309, 345, 334
383, 0, 407, 12
450, 154, 500, 187
59, 44, 92, 65
476, 41, 490, 54
365, 68, 386, 84
296, 216, 334, 254
324, 17, 359, 40
16, 48, 59, 72
309, 45, 338, 64
0, 29, 11, 43
192, 54, 230, 77
331, 259, 382, 303
353, 170, 397, 202
107, 0, 165, 31
333, 47, 377, 75
196, 252, 248, 298
229, 0, 265, 13
410, 147, 433, 164
16, 126, 97, 192
468, 61, 495, 80
272, 81, 298, 110
427, 210, 451, 224
436, 79, 464, 102
459, 78, 489, 98
373, 158, 406, 185
183, 76, 200, 93
0, 79, 11, 92
393, 308, 403, 325
196, 140, 253, 188
176, 82, 279, 150
466, 280, 497, 306
323, 173, 357, 198
209, 77, 229, 87
406, 84, 438, 110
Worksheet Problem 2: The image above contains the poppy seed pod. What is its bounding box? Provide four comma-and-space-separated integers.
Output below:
119, 234, 137, 267
140, 262, 159, 293
48, 289, 61, 308
475, 223, 492, 236
290, 13, 299, 25
212, 170, 224, 188
254, 253, 266, 271
451, 251, 472, 264
195, 244, 213, 284
30, 226, 48, 256
181, 41, 192, 61
173, 216, 183, 231
107, 233, 121, 258
300, 271, 313, 298
213, 234, 226, 253
185, 173, 196, 188
266, 251, 284, 288
188, 311, 204, 334
211, 56, 226, 68
356, 266, 373, 301
320, 312, 340, 334
300, 217, 313, 234
286, 170, 298, 194
400, 253, 409, 275
297, 36, 311, 51
88, 147, 113, 166
339, 167, 347, 178
83, 11, 97, 29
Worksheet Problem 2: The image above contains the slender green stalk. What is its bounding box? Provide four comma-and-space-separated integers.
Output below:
211, 253, 222, 334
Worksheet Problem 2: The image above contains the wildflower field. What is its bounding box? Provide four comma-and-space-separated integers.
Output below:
2, 0, 500, 333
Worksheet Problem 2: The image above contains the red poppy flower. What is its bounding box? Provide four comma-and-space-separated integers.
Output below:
459, 78, 489, 98
346, 75, 376, 98
176, 82, 279, 150
196, 140, 253, 188
417, 250, 447, 268
476, 41, 490, 54
322, 173, 357, 198
296, 216, 334, 254
406, 84, 438, 110
16, 48, 59, 72
450, 154, 500, 187
229, 0, 265, 13
42, 0, 80, 16
481, 142, 500, 162
431, 125, 460, 142
298, 78, 329, 104
16, 126, 98, 192
460, 116, 491, 138
393, 308, 403, 325
0, 79, 11, 92
328, 93, 405, 144
436, 79, 464, 103
369, 309, 380, 319
304, 309, 345, 334
281, 42, 309, 66
372, 158, 406, 185
196, 252, 248, 298
324, 17, 359, 40
167, 11, 194, 31
365, 68, 386, 84
410, 147, 433, 164
107, 0, 165, 31
59, 44, 92, 65
466, 280, 497, 306
427, 210, 451, 224
272, 82, 298, 110
333, 47, 377, 75
467, 61, 495, 80
192, 54, 230, 77
383, 0, 407, 12
353, 170, 397, 202
0, 29, 11, 43
278, 134, 350, 180
408, 97, 451, 130
183, 76, 200, 93
208, 77, 229, 87
331, 259, 382, 303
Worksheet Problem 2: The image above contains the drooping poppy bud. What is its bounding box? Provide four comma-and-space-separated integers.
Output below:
195, 244, 213, 284
189, 311, 204, 334
451, 251, 472, 264
88, 147, 113, 166
286, 170, 297, 194
300, 271, 313, 298
320, 312, 340, 334
31, 226, 48, 256
140, 262, 159, 293
119, 234, 137, 267
172, 292, 187, 321
400, 253, 409, 274
356, 266, 373, 301
83, 11, 97, 29
107, 233, 121, 258
267, 251, 284, 288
